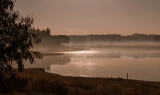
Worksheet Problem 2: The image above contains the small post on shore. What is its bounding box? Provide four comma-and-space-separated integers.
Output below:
22, 64, 24, 70
127, 73, 128, 80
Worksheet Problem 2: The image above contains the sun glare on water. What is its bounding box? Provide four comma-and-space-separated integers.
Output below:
65, 50, 97, 54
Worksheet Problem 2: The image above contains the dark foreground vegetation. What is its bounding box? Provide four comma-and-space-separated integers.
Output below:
1, 68, 160, 95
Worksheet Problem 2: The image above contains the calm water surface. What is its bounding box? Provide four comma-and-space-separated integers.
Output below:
24, 44, 160, 81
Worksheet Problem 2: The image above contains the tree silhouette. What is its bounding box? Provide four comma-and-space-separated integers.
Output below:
0, 0, 41, 72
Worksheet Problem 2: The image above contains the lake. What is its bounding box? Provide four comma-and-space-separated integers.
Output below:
23, 42, 160, 82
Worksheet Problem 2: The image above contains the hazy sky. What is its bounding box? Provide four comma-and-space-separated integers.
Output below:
15, 0, 160, 35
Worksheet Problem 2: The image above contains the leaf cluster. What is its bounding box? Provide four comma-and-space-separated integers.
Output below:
0, 0, 41, 72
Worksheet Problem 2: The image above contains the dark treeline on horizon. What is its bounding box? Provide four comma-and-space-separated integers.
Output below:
29, 28, 69, 47
30, 28, 160, 44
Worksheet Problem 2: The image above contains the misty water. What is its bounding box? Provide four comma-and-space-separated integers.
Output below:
23, 42, 160, 82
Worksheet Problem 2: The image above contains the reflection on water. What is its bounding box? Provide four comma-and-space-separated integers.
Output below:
23, 43, 160, 81
21, 54, 71, 70
49, 49, 160, 81
64, 50, 97, 54
50, 57, 160, 81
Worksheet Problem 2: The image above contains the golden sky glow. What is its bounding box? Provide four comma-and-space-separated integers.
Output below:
15, 0, 160, 35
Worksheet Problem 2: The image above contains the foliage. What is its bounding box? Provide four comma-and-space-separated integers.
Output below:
0, 0, 41, 72
29, 28, 70, 47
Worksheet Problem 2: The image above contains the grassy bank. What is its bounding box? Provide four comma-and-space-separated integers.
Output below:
1, 68, 160, 95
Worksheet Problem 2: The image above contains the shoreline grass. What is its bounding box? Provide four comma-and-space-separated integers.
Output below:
1, 68, 160, 95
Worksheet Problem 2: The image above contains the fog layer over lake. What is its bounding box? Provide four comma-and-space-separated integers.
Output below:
23, 42, 160, 81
